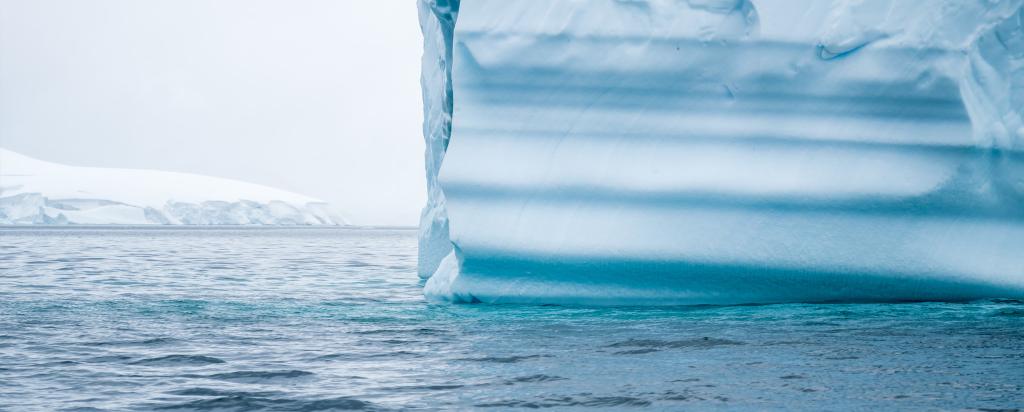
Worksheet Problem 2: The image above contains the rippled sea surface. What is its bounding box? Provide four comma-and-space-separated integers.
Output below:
1, 227, 1022, 411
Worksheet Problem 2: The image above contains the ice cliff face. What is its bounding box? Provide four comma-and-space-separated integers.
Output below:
0, 149, 349, 226
417, 0, 460, 278
418, 0, 1024, 304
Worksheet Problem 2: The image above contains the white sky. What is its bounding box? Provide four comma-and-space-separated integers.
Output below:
0, 0, 426, 226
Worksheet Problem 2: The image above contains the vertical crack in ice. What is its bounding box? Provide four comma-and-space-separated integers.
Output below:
418, 0, 460, 279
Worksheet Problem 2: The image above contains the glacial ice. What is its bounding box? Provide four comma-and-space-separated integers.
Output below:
418, 0, 1024, 304
417, 0, 459, 277
0, 149, 349, 226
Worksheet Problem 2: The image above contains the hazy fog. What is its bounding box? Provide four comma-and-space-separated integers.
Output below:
0, 0, 425, 225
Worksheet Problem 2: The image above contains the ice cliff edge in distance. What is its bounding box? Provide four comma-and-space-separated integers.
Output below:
418, 0, 1024, 305
0, 148, 349, 225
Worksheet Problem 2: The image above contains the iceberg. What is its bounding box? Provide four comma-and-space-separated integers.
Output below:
418, 0, 1024, 304
0, 149, 349, 226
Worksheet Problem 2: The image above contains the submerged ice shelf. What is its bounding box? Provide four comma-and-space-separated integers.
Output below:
0, 149, 349, 226
418, 0, 1024, 305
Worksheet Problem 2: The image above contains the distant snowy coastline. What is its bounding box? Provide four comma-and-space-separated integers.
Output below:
0, 149, 349, 226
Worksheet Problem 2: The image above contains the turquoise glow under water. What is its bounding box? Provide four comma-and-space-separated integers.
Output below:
0, 227, 1021, 410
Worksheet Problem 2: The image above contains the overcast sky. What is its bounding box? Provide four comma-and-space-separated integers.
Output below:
0, 0, 426, 226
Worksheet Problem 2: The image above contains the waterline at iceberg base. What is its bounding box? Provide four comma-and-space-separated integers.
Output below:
418, 0, 1024, 305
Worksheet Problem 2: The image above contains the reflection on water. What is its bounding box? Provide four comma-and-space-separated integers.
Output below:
0, 227, 1021, 410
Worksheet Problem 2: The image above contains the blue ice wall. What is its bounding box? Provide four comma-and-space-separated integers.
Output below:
419, 0, 1024, 304
417, 0, 459, 278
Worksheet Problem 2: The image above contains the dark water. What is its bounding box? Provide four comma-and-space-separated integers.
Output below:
0, 227, 1021, 411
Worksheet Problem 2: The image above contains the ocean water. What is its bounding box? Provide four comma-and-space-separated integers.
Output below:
0, 227, 1021, 411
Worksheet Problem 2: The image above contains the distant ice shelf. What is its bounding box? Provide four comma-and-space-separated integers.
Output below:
417, 0, 1024, 304
0, 149, 349, 226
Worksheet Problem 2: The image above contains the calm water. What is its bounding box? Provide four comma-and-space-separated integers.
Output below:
0, 227, 1021, 411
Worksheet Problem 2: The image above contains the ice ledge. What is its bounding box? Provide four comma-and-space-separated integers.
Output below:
0, 193, 346, 226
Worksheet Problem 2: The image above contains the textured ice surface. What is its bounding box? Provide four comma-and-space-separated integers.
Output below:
0, 149, 349, 225
417, 0, 460, 277
418, 0, 1024, 304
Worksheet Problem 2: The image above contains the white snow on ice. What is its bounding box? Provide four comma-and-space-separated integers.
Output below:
0, 148, 349, 225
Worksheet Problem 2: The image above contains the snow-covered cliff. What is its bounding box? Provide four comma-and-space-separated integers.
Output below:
418, 0, 1024, 304
0, 149, 349, 225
